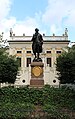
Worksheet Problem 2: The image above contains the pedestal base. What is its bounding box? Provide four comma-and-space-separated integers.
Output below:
30, 79, 44, 86
30, 62, 44, 87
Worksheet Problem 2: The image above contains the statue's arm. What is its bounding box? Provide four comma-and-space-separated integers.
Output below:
40, 35, 43, 44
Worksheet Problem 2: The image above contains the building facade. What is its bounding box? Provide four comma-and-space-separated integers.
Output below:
8, 28, 70, 87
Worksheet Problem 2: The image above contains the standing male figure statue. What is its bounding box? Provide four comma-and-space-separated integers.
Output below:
31, 28, 43, 62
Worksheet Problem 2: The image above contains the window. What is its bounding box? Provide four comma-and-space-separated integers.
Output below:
27, 58, 31, 67
56, 51, 61, 54
17, 57, 21, 67
17, 51, 22, 53
46, 51, 51, 53
47, 58, 51, 67
27, 51, 31, 53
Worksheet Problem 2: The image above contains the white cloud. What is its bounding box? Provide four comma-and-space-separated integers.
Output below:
50, 24, 57, 34
0, 0, 47, 39
42, 0, 75, 34
1, 0, 75, 41
1, 17, 16, 39
0, 0, 39, 39
0, 0, 13, 38
12, 17, 39, 36
1, 17, 16, 31
0, 0, 12, 20
1, 16, 40, 40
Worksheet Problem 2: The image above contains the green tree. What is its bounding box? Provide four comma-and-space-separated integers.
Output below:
56, 45, 75, 84
0, 48, 19, 83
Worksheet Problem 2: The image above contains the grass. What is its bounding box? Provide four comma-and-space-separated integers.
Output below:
0, 85, 75, 119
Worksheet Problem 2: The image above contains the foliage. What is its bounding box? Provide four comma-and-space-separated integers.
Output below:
0, 48, 19, 83
0, 102, 34, 119
0, 86, 75, 119
56, 45, 75, 84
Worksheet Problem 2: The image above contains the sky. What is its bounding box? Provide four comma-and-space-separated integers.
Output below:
0, 0, 75, 42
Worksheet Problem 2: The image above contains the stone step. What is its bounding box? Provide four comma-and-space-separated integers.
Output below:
29, 85, 44, 88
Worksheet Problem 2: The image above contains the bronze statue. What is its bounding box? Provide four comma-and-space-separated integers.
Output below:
31, 28, 43, 62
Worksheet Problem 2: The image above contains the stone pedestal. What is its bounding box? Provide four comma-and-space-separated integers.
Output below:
30, 62, 44, 87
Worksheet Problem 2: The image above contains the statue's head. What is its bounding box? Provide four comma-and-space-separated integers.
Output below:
35, 28, 39, 32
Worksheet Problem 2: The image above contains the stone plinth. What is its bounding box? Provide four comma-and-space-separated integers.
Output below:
30, 62, 44, 86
